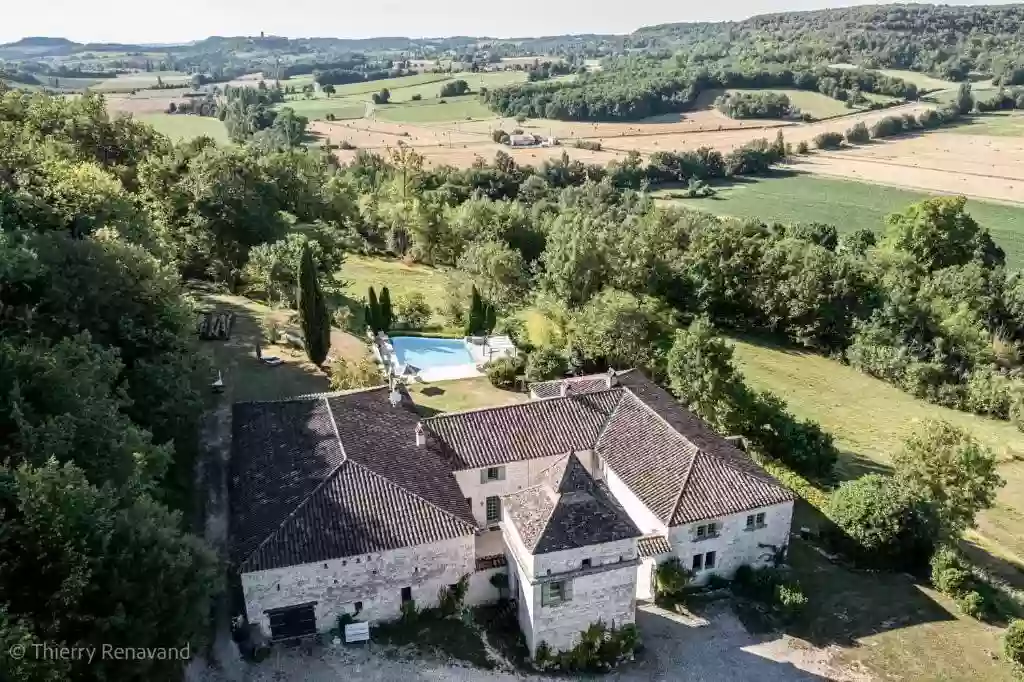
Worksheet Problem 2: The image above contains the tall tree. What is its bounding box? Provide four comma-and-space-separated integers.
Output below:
379, 286, 393, 333
297, 244, 330, 365
893, 421, 1005, 535
367, 286, 380, 332
466, 285, 484, 335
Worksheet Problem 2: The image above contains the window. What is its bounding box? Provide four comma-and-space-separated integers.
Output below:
486, 496, 502, 523
756, 512, 766, 527
354, 601, 363, 613
705, 551, 716, 569
581, 558, 592, 569
401, 587, 412, 603
465, 497, 472, 510
481, 466, 505, 483
695, 522, 718, 539
746, 513, 767, 530
692, 554, 703, 571
541, 580, 570, 606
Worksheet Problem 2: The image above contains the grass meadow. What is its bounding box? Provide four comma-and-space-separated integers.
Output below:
949, 111, 1024, 137
656, 173, 1024, 268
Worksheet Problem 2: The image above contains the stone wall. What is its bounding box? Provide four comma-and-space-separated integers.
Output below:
667, 501, 794, 583
454, 454, 565, 528
241, 535, 475, 635
467, 566, 505, 605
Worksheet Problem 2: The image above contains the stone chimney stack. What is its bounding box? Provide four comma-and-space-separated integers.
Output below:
559, 380, 569, 398
415, 422, 426, 447
606, 367, 618, 388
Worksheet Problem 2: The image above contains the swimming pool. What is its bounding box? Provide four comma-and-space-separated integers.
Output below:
390, 336, 478, 381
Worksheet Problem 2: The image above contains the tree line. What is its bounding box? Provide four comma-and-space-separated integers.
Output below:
483, 63, 917, 121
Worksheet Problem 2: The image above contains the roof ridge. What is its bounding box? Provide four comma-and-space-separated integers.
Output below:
422, 387, 624, 426
621, 385, 781, 489
347, 458, 479, 534
668, 450, 699, 526
592, 389, 633, 450
239, 396, 350, 570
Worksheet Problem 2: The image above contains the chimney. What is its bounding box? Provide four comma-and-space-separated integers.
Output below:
606, 367, 618, 388
559, 380, 569, 398
415, 422, 426, 447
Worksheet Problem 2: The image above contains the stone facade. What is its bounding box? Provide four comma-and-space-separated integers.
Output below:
667, 501, 794, 584
601, 462, 668, 535
453, 451, 597, 528
241, 535, 475, 634
504, 519, 638, 655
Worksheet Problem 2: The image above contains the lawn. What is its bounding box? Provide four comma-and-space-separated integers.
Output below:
949, 112, 1024, 137
374, 96, 496, 123
656, 173, 1024, 269
91, 71, 192, 92
407, 377, 528, 416
137, 113, 229, 142
730, 337, 1024, 567
342, 254, 455, 325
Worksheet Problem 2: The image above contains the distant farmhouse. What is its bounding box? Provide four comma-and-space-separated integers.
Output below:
230, 370, 794, 655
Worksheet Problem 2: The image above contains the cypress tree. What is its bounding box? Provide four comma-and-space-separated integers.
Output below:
298, 244, 331, 365
484, 302, 497, 334
379, 286, 393, 332
367, 286, 379, 332
467, 285, 483, 335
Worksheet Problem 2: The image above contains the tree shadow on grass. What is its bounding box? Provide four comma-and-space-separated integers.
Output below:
784, 539, 956, 649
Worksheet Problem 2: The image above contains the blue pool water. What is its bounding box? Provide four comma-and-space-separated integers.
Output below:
391, 336, 474, 370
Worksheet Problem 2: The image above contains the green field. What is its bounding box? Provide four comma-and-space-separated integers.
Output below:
730, 337, 1024, 568
137, 114, 229, 142
342, 254, 455, 325
281, 97, 366, 120
949, 112, 1024, 137
91, 71, 192, 92
374, 96, 495, 123
656, 174, 1024, 268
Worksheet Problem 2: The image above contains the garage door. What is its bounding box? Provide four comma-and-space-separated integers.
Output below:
266, 602, 317, 640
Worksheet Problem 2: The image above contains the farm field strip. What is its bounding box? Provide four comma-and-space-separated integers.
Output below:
657, 173, 1024, 267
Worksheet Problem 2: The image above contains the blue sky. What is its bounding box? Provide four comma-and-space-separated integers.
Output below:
1, 0, 1018, 44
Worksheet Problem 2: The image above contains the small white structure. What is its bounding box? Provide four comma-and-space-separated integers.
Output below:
507, 134, 537, 147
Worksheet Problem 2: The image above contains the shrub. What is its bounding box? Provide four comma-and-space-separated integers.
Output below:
654, 557, 692, 601
525, 345, 566, 382
1004, 619, 1024, 666
870, 115, 904, 138
956, 590, 986, 619
491, 128, 507, 143
411, 93, 422, 101
396, 292, 432, 329
796, 140, 809, 154
439, 79, 470, 97
438, 575, 469, 617
574, 139, 602, 151
485, 356, 524, 390
845, 121, 870, 144
331, 305, 353, 331
534, 621, 640, 673
824, 474, 939, 571
261, 317, 282, 344
813, 131, 844, 149
328, 356, 382, 390
775, 583, 808, 622
338, 140, 356, 150
325, 113, 336, 121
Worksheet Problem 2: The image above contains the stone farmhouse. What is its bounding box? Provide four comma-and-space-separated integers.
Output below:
230, 369, 795, 654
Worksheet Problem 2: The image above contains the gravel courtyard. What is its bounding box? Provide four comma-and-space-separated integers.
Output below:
194, 602, 871, 682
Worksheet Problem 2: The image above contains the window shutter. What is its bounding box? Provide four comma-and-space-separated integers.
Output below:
480, 469, 487, 484
499, 466, 506, 481
563, 579, 573, 602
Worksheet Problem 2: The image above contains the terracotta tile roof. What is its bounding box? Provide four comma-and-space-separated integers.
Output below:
503, 453, 641, 554
529, 373, 617, 399
231, 388, 477, 573
637, 534, 673, 557
422, 391, 622, 470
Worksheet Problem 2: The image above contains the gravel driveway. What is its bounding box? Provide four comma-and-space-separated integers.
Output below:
195, 602, 870, 682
